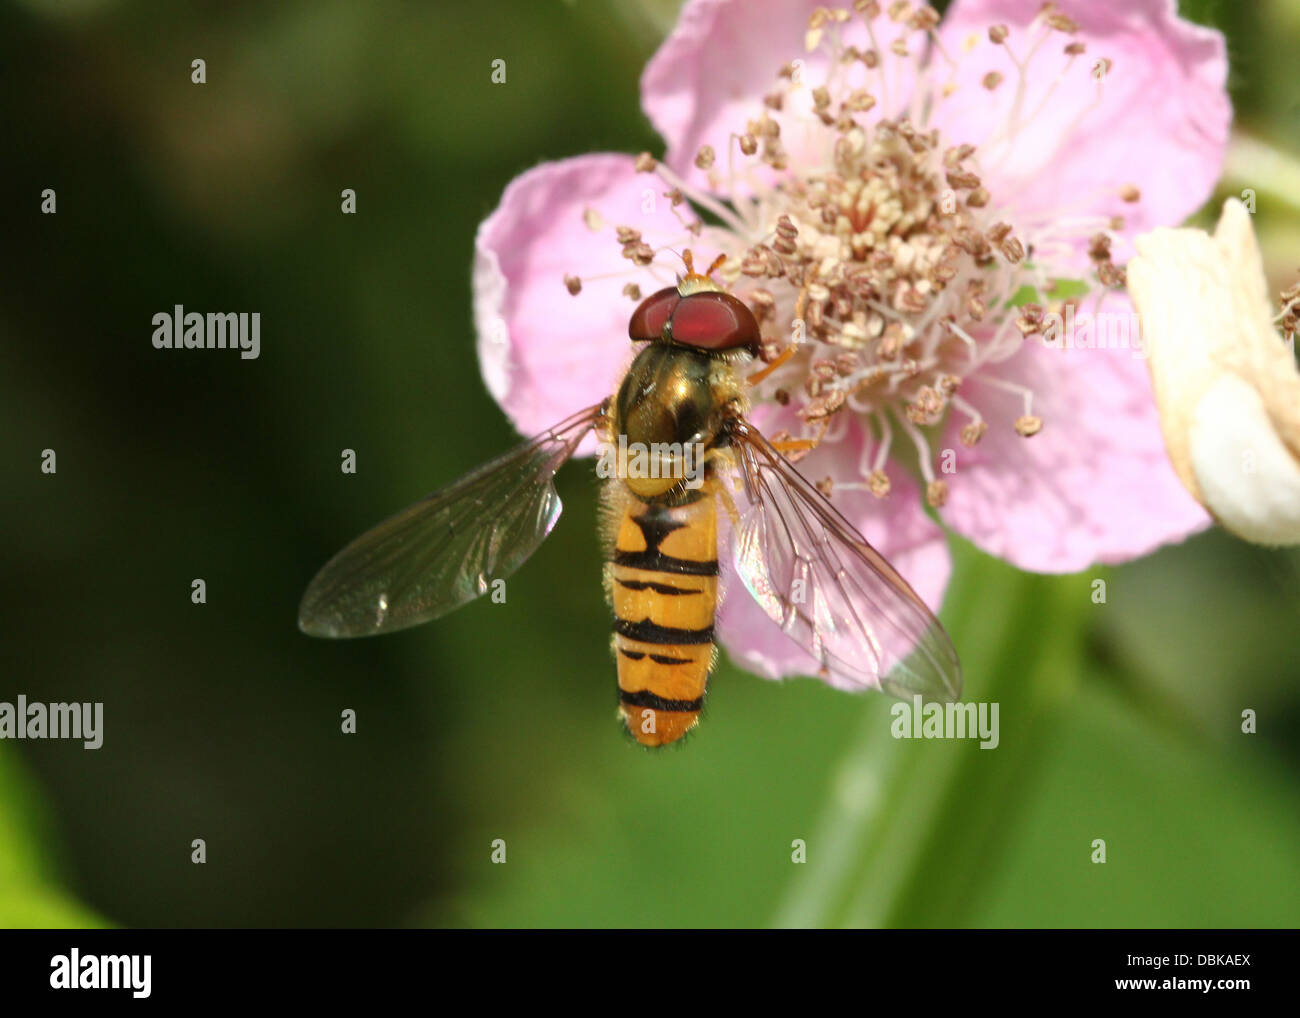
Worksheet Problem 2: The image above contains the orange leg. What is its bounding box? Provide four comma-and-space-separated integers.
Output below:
748, 344, 796, 385
769, 438, 817, 454
748, 276, 813, 386
769, 419, 829, 459
712, 472, 742, 529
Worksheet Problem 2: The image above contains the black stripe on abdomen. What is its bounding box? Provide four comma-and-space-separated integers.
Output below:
614, 618, 714, 645
620, 688, 704, 713
614, 577, 704, 596
618, 648, 694, 665
612, 549, 718, 576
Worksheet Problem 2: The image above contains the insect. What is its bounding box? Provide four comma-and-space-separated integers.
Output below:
298, 252, 961, 747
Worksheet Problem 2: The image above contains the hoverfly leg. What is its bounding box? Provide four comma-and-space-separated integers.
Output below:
712, 466, 742, 530
748, 274, 814, 385
748, 274, 806, 387
768, 417, 830, 461
747, 344, 796, 385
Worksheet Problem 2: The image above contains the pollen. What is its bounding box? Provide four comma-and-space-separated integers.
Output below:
1015, 415, 1043, 437
1276, 281, 1300, 343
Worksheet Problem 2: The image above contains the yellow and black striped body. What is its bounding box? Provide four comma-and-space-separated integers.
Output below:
609, 491, 718, 746
602, 337, 748, 747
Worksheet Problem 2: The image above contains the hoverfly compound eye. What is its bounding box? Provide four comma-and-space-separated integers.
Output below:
667, 292, 761, 354
628, 287, 681, 342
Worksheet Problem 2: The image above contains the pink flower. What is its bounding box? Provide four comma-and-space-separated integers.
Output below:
473, 0, 1230, 683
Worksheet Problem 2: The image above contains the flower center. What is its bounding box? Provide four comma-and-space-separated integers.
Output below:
574, 3, 1137, 505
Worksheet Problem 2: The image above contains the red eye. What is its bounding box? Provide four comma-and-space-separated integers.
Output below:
668, 292, 760, 353
628, 287, 680, 342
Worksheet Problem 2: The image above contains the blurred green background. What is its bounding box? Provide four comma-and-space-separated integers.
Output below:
2, 0, 1299, 928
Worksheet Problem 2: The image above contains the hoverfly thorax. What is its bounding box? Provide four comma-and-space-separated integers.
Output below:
616, 256, 760, 501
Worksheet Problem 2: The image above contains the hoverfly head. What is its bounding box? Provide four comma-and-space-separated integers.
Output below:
627, 249, 760, 357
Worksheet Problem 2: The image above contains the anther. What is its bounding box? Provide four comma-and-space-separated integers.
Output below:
960, 420, 987, 447
910, 5, 940, 31
1044, 13, 1079, 33
1098, 261, 1127, 288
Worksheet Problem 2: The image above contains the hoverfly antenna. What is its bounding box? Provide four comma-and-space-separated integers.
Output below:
677, 248, 726, 295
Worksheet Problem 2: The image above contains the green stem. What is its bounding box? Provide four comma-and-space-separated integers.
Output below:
1223, 133, 1300, 218
772, 542, 1095, 928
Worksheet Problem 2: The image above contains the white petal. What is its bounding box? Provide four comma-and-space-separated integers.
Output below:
1129, 198, 1300, 544
1190, 374, 1300, 544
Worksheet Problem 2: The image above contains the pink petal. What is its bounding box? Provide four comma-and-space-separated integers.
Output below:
641, 0, 929, 189
939, 296, 1210, 571
716, 409, 951, 689
473, 154, 687, 448
933, 0, 1230, 255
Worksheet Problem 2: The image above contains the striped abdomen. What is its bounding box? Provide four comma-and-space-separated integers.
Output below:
610, 492, 718, 747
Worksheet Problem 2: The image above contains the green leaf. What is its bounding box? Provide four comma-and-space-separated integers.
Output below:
1045, 277, 1090, 300
1006, 278, 1090, 308
1005, 284, 1040, 307
0, 749, 107, 928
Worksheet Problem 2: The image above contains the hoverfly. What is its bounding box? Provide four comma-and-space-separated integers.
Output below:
299, 252, 961, 746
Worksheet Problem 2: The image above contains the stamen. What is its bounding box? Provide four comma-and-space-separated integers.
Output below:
979, 374, 1037, 419
649, 160, 753, 238
872, 411, 894, 474
857, 2, 894, 115
899, 413, 938, 483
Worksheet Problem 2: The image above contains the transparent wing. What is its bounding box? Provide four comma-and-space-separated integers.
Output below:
725, 419, 961, 701
299, 403, 604, 638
